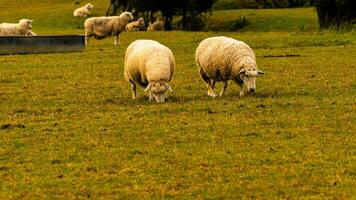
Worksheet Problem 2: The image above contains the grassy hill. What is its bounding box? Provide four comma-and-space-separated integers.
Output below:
0, 1, 319, 33
0, 0, 355, 199
205, 8, 319, 32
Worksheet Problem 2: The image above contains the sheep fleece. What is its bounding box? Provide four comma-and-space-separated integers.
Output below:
0, 19, 33, 36
124, 40, 175, 87
195, 36, 256, 81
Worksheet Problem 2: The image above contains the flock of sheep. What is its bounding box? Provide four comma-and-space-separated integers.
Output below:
125, 37, 264, 103
0, 3, 264, 103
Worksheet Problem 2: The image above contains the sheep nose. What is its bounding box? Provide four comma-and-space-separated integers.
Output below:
249, 88, 255, 93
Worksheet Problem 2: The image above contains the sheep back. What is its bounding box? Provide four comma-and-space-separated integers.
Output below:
195, 36, 256, 81
0, 19, 33, 36
124, 40, 175, 87
85, 15, 130, 39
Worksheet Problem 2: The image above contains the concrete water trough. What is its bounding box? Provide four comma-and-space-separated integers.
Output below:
0, 35, 85, 55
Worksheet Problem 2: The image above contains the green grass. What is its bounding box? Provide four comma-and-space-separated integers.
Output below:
205, 7, 319, 32
1, 0, 356, 199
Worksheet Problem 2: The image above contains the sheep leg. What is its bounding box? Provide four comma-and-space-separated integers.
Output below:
129, 80, 137, 99
84, 31, 90, 45
239, 84, 245, 97
209, 80, 217, 97
199, 69, 217, 97
114, 34, 120, 45
220, 81, 228, 96
148, 91, 154, 101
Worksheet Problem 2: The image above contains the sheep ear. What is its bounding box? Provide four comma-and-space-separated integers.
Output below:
258, 70, 264, 74
165, 83, 173, 92
144, 83, 151, 92
238, 69, 246, 76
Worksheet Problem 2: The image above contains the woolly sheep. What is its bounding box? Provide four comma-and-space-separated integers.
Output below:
73, 3, 94, 18
147, 20, 164, 31
0, 19, 36, 36
126, 17, 145, 31
195, 36, 264, 97
84, 11, 134, 45
124, 39, 175, 103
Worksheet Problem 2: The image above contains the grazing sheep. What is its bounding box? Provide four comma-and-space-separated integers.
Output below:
195, 36, 264, 97
124, 40, 175, 103
0, 19, 36, 36
73, 3, 94, 18
84, 11, 134, 45
147, 20, 164, 31
126, 17, 145, 31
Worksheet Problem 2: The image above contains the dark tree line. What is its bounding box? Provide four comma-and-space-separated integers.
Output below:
316, 0, 356, 29
107, 0, 217, 30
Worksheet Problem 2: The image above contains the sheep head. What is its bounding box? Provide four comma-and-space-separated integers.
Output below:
18, 19, 33, 30
235, 57, 264, 93
138, 17, 145, 25
85, 3, 94, 9
144, 80, 172, 103
119, 12, 134, 22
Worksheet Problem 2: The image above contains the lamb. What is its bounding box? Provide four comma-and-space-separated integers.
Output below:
84, 11, 134, 45
195, 36, 264, 97
0, 19, 36, 36
147, 20, 164, 31
73, 3, 94, 18
124, 40, 175, 103
126, 17, 145, 31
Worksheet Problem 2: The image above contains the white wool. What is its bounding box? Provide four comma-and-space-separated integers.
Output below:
73, 3, 94, 18
126, 17, 145, 31
84, 11, 134, 45
0, 19, 36, 36
147, 20, 164, 31
195, 36, 263, 97
124, 39, 175, 103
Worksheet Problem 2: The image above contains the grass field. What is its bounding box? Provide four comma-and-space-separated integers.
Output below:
1, 0, 355, 199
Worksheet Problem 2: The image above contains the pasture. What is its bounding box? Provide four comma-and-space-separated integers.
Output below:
0, 0, 355, 199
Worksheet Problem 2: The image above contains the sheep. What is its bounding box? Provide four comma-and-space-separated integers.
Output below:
124, 39, 175, 103
0, 19, 36, 36
73, 3, 94, 18
195, 36, 264, 97
147, 20, 164, 31
126, 17, 145, 31
84, 11, 134, 45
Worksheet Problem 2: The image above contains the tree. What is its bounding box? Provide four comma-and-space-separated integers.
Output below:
317, 0, 356, 29
107, 0, 217, 30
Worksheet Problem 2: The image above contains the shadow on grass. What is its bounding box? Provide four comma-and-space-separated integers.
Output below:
104, 88, 312, 106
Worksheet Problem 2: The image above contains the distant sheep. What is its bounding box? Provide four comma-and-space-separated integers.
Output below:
195, 36, 264, 97
84, 11, 134, 45
124, 40, 175, 103
126, 17, 145, 31
73, 3, 94, 18
0, 19, 36, 36
147, 20, 164, 31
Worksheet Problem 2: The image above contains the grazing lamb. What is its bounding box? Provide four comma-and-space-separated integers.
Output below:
73, 3, 94, 18
0, 19, 36, 36
126, 17, 145, 31
124, 40, 175, 103
147, 20, 164, 31
84, 11, 134, 45
195, 36, 264, 97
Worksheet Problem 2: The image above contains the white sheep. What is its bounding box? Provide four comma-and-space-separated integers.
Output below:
195, 36, 264, 97
84, 11, 134, 45
73, 3, 94, 18
126, 17, 145, 31
147, 20, 164, 31
0, 19, 36, 36
124, 39, 175, 103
